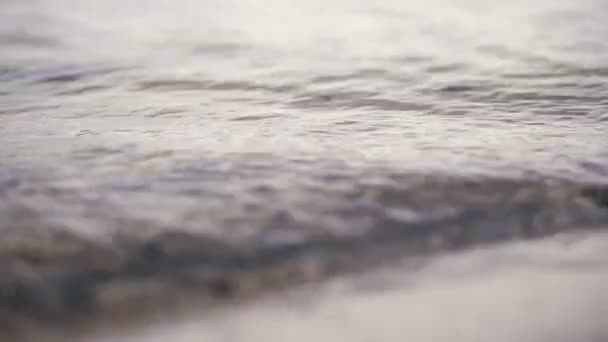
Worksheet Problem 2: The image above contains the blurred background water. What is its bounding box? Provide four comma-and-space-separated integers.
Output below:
1, 0, 608, 341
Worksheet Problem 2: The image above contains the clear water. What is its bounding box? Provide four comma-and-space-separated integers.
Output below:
1, 0, 608, 341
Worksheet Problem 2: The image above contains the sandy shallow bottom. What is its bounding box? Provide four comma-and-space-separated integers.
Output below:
86, 231, 608, 342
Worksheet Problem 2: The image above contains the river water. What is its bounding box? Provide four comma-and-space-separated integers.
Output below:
1, 0, 608, 341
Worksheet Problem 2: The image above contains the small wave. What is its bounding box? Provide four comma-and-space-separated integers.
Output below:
0, 157, 607, 334
135, 79, 299, 94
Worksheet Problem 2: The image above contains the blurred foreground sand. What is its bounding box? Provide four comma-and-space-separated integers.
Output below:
90, 230, 608, 342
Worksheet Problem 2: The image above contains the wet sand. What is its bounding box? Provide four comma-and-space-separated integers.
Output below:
4, 231, 606, 342
92, 231, 608, 342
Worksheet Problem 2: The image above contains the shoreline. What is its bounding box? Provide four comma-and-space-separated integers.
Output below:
3, 229, 607, 342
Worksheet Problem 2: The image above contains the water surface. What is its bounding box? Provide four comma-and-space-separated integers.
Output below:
1, 0, 608, 341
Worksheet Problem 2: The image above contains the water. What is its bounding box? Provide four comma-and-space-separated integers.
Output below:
1, 0, 608, 341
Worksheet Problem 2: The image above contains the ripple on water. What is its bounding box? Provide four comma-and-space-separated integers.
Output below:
1, 0, 608, 339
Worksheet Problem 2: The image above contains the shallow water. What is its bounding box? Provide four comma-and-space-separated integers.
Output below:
1, 0, 608, 340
